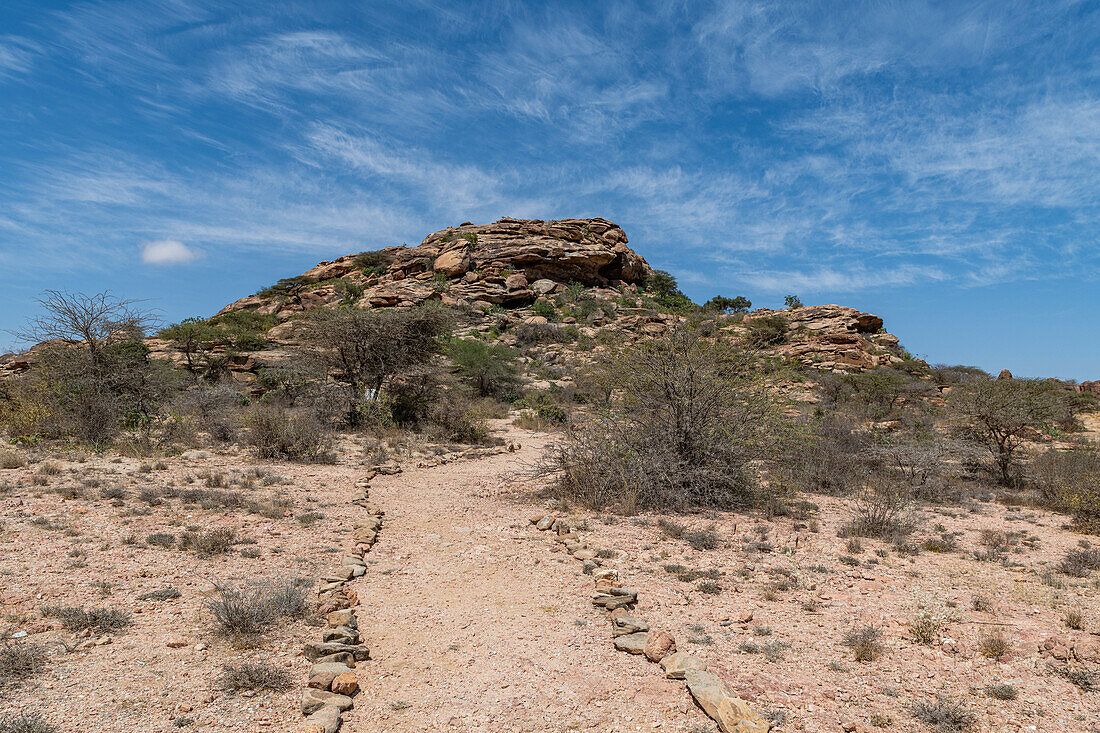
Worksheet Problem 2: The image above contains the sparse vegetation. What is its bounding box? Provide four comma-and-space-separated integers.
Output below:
843, 625, 885, 662
41, 605, 132, 634
205, 576, 307, 638
220, 660, 293, 692
910, 696, 976, 731
0, 642, 47, 682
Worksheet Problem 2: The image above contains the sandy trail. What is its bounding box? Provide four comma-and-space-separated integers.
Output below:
341, 431, 703, 733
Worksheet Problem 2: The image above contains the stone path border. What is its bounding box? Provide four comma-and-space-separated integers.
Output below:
295, 471, 383, 733
530, 514, 773, 733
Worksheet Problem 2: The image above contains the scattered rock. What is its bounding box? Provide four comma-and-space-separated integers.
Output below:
301, 689, 354, 716
660, 651, 707, 679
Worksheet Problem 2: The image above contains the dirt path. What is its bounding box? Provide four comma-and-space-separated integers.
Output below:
341, 431, 704, 733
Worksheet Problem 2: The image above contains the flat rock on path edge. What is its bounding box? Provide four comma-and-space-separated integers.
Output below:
684, 669, 770, 733
297, 704, 342, 733
659, 651, 706, 679
301, 688, 354, 716
613, 631, 649, 655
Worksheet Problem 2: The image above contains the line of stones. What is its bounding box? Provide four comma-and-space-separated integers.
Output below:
530, 514, 772, 733
296, 473, 384, 733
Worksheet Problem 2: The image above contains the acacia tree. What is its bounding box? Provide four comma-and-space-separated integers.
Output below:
545, 327, 781, 512
302, 305, 453, 424
16, 290, 156, 364
4, 291, 168, 443
949, 377, 1061, 486
157, 317, 220, 372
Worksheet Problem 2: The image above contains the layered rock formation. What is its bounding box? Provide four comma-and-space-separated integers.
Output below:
217, 217, 649, 319
743, 305, 903, 371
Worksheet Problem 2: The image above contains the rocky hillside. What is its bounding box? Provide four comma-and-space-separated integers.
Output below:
218, 217, 649, 317
186, 217, 904, 383
0, 217, 910, 385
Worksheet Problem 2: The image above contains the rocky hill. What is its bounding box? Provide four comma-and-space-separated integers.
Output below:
182, 217, 904, 384
0, 217, 909, 385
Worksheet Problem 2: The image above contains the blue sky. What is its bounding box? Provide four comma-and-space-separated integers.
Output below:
1, 1, 1098, 379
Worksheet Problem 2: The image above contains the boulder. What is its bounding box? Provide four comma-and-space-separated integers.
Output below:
308, 662, 353, 690
611, 614, 649, 638
297, 704, 342, 733
644, 630, 677, 662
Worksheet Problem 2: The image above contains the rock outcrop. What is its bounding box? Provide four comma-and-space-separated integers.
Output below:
217, 217, 649, 319
741, 305, 906, 372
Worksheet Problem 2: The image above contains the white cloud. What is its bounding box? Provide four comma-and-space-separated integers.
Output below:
141, 239, 197, 265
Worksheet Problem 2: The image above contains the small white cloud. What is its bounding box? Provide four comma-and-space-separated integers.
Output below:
141, 239, 197, 265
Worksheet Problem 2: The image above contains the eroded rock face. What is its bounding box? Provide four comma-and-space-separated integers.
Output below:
742, 305, 905, 373
218, 217, 651, 321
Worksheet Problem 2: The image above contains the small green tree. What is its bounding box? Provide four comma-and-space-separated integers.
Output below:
703, 295, 751, 314
644, 270, 696, 313
158, 318, 220, 372
302, 305, 453, 424
448, 339, 521, 398
949, 377, 1062, 486
784, 294, 803, 309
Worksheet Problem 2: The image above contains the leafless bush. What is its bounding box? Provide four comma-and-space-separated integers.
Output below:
179, 528, 236, 555
41, 605, 132, 633
245, 404, 333, 462
843, 625, 884, 662
0, 642, 47, 681
205, 576, 308, 637
0, 451, 24, 469
0, 714, 58, 733
1059, 545, 1100, 577
909, 609, 948, 645
220, 660, 292, 691
910, 696, 976, 732
841, 475, 918, 538
978, 631, 1011, 658
542, 329, 782, 512
1032, 448, 1100, 533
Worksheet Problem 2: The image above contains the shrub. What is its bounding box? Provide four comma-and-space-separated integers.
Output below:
784, 295, 803, 310
179, 528, 236, 555
971, 595, 995, 614
41, 605, 132, 633
0, 715, 58, 733
910, 696, 976, 731
843, 625, 884, 662
978, 631, 1011, 658
220, 660, 292, 691
0, 451, 25, 469
137, 587, 181, 602
529, 300, 557, 320
515, 322, 575, 346
146, 532, 177, 548
447, 339, 521, 398
543, 328, 781, 512
1059, 545, 1100, 577
744, 315, 789, 346
703, 295, 751, 314
353, 248, 395, 276
2, 291, 174, 445
0, 642, 47, 681
684, 527, 720, 551
1032, 448, 1100, 533
841, 476, 916, 539
205, 577, 307, 637
1065, 609, 1084, 630
909, 609, 948, 645
696, 581, 722, 594
245, 405, 333, 462
984, 683, 1016, 700
1052, 663, 1096, 691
